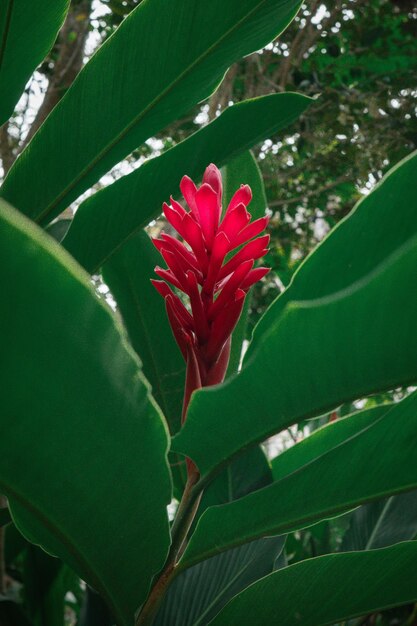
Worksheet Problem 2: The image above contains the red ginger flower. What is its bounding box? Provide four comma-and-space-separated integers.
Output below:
151, 163, 269, 422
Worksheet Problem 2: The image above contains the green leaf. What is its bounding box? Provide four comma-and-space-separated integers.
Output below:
180, 390, 417, 569
172, 151, 417, 479
208, 541, 417, 626
341, 490, 417, 552
155, 447, 283, 626
0, 506, 11, 527
103, 230, 185, 436
0, 200, 171, 626
155, 538, 284, 626
102, 229, 187, 496
222, 150, 268, 377
21, 544, 71, 626
249, 149, 417, 355
63, 93, 311, 273
0, 0, 302, 226
0, 0, 69, 126
271, 406, 390, 482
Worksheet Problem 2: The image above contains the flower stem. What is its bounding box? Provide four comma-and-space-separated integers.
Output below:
135, 469, 202, 626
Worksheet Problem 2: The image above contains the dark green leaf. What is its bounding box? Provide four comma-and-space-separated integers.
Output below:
341, 490, 417, 552
103, 230, 185, 435
0, 200, 171, 626
180, 390, 417, 568
172, 151, 417, 479
63, 93, 311, 273
208, 541, 417, 626
1, 0, 302, 225
0, 506, 11, 527
0, 0, 69, 125
156, 447, 283, 626
271, 406, 390, 482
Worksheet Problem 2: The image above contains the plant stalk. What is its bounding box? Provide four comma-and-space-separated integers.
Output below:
135, 469, 202, 626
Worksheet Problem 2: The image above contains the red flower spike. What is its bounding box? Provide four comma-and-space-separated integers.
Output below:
152, 163, 269, 437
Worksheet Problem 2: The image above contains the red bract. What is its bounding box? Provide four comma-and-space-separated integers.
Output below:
151, 163, 269, 423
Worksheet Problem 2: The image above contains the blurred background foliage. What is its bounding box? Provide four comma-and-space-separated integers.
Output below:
0, 1, 416, 624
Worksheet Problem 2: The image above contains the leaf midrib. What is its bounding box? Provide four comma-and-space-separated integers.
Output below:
36, 0, 291, 224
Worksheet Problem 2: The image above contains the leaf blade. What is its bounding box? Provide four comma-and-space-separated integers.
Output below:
1, 0, 302, 225
0, 199, 171, 625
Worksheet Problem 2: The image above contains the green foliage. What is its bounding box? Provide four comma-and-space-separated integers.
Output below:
0, 0, 69, 125
0, 0, 302, 225
0, 1, 417, 625
63, 93, 311, 273
172, 152, 417, 477
0, 200, 171, 625
209, 541, 417, 626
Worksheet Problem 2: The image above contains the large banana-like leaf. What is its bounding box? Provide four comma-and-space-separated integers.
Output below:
0, 0, 302, 226
180, 389, 417, 568
0, 0, 69, 125
172, 151, 417, 479
0, 200, 171, 626
63, 93, 310, 273
209, 541, 417, 626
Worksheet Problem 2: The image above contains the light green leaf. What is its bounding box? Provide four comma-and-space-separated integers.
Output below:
1, 0, 302, 226
208, 541, 417, 626
180, 389, 417, 569
172, 151, 417, 479
0, 0, 69, 125
0, 200, 171, 626
63, 93, 311, 273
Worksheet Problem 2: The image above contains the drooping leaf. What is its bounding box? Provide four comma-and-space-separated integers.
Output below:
63, 93, 310, 273
0, 0, 69, 126
208, 541, 417, 626
341, 490, 417, 552
222, 150, 268, 377
0, 199, 171, 626
172, 151, 417, 479
1, 0, 302, 226
180, 389, 417, 569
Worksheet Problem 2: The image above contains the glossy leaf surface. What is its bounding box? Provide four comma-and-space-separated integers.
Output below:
209, 541, 417, 626
0, 200, 171, 626
172, 151, 417, 478
0, 0, 69, 125
1, 0, 302, 226
63, 93, 310, 273
181, 390, 417, 568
